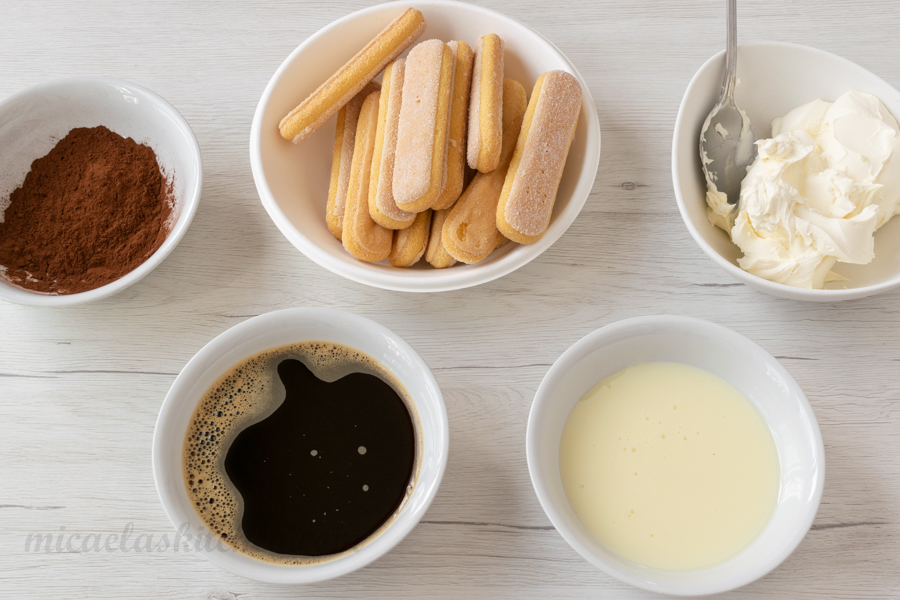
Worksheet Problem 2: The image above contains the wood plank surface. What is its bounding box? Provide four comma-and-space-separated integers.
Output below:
0, 0, 898, 597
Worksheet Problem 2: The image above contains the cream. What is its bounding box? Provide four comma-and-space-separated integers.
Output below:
559, 362, 779, 571
707, 91, 900, 288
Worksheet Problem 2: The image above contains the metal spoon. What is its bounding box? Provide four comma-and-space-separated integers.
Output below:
699, 0, 756, 210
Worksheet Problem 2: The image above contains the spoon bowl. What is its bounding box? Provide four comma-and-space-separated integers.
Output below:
700, 101, 756, 207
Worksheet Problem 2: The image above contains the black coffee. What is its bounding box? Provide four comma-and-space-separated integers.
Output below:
225, 358, 414, 555
182, 342, 418, 564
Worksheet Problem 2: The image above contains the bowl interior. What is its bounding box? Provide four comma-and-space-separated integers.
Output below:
251, 0, 600, 292
152, 308, 448, 583
527, 316, 823, 596
0, 76, 201, 305
674, 42, 900, 298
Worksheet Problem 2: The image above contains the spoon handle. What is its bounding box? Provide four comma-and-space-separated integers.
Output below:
721, 0, 737, 102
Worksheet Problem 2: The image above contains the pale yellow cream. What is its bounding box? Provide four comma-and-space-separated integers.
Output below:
559, 362, 780, 571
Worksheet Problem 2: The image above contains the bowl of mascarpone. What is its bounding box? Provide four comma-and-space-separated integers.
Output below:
673, 42, 900, 301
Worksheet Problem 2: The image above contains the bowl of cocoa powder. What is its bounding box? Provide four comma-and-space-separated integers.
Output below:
0, 76, 202, 306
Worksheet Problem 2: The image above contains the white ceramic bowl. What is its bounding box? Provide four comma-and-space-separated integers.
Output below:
673, 42, 900, 301
152, 308, 448, 583
250, 0, 600, 292
0, 76, 202, 306
526, 315, 824, 596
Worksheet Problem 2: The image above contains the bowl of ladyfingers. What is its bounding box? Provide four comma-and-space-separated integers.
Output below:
250, 0, 600, 292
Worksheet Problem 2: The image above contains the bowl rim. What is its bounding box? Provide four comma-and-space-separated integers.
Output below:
525, 314, 825, 596
151, 307, 450, 583
0, 75, 203, 307
672, 40, 900, 301
249, 0, 601, 293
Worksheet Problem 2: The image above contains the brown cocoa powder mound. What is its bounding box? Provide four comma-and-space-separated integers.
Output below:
0, 126, 174, 295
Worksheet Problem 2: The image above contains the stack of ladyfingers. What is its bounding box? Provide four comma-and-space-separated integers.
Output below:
278, 7, 583, 268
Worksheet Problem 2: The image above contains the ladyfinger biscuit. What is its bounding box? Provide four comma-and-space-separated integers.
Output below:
443, 78, 527, 264
424, 208, 457, 268
368, 60, 416, 230
392, 39, 455, 213
342, 91, 393, 262
496, 71, 582, 244
279, 8, 425, 143
466, 34, 504, 173
388, 209, 432, 267
432, 41, 475, 211
327, 81, 381, 240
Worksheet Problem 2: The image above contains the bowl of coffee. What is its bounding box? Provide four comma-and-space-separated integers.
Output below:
152, 308, 448, 583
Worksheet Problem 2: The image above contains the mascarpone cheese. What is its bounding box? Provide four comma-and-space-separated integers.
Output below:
707, 91, 900, 288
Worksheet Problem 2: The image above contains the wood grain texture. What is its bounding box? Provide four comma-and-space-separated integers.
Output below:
1, 0, 900, 597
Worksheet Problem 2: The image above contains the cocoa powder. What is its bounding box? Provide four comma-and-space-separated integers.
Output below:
0, 126, 174, 295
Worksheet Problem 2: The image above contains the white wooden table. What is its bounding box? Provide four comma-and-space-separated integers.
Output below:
1, 1, 899, 597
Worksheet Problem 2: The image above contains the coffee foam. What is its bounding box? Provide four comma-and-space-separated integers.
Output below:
182, 341, 421, 565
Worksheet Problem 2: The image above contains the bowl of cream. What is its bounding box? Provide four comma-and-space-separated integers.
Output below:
526, 315, 824, 596
673, 42, 900, 301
